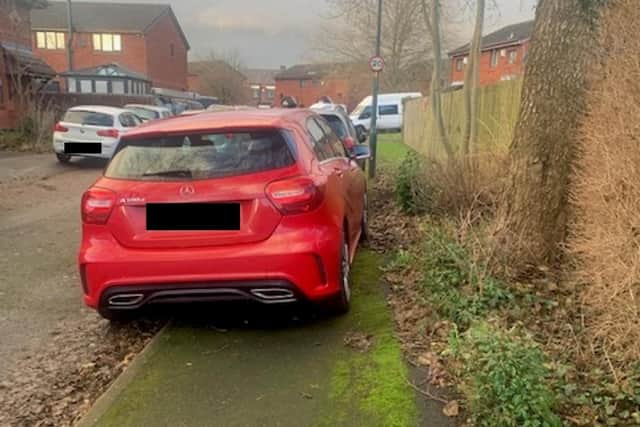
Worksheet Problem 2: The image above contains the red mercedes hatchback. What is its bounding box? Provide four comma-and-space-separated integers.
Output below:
78, 109, 371, 320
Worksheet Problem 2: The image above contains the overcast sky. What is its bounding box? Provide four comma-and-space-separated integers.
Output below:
98, 0, 537, 68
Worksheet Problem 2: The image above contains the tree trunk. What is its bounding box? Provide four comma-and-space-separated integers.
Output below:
499, 0, 603, 269
462, 0, 484, 157
422, 0, 454, 161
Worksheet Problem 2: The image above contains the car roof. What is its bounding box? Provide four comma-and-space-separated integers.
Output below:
309, 103, 347, 114
124, 108, 311, 138
67, 105, 129, 115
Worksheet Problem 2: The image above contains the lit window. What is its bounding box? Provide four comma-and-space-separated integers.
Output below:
490, 50, 499, 68
36, 31, 65, 49
93, 33, 122, 52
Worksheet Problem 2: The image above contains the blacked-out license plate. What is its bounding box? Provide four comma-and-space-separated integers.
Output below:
64, 142, 102, 154
146, 203, 240, 231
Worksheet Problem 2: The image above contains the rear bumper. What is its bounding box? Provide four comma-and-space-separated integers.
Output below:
79, 223, 343, 310
53, 138, 118, 159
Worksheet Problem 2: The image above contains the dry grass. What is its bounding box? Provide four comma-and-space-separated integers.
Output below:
568, 0, 640, 375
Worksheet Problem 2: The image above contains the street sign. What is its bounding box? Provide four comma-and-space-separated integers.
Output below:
369, 55, 385, 73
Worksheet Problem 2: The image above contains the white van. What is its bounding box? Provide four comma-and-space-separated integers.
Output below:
350, 92, 422, 133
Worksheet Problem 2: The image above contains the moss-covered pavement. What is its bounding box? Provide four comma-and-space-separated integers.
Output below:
78, 250, 430, 427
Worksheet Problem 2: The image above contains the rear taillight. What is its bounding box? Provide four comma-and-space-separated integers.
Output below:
97, 128, 119, 138
82, 188, 116, 224
53, 122, 68, 133
266, 176, 323, 215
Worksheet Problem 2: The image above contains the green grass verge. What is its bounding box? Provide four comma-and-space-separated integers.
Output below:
377, 133, 409, 166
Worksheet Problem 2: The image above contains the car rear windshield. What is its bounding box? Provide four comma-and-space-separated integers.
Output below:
128, 108, 158, 120
105, 130, 296, 181
321, 114, 348, 139
63, 110, 114, 127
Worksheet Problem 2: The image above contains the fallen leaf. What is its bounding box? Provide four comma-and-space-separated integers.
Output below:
443, 400, 459, 417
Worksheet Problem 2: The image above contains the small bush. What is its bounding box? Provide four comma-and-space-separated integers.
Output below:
420, 227, 514, 327
395, 151, 430, 214
448, 322, 561, 427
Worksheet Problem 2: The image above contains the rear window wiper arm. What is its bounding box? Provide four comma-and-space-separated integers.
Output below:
142, 169, 193, 178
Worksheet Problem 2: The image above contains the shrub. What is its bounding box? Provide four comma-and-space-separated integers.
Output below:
448, 322, 561, 427
420, 227, 514, 328
395, 151, 430, 215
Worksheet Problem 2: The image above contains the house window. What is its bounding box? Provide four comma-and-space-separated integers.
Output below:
456, 58, 464, 71
93, 33, 122, 52
67, 78, 77, 93
36, 31, 65, 50
0, 78, 4, 108
112, 80, 125, 94
95, 80, 108, 94
170, 43, 175, 57
490, 50, 499, 68
80, 80, 92, 93
266, 88, 275, 100
300, 80, 308, 88
508, 49, 518, 64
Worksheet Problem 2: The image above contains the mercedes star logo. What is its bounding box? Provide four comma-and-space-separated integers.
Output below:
179, 184, 196, 198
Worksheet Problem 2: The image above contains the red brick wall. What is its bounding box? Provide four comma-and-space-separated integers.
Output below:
32, 32, 148, 77
450, 41, 530, 86
32, 13, 188, 91
275, 77, 352, 108
1, 0, 32, 128
0, 0, 31, 48
144, 12, 188, 91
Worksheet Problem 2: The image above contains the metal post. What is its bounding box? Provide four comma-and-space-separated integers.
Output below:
66, 0, 74, 71
368, 0, 383, 179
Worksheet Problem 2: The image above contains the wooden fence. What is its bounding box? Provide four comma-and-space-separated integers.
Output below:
403, 79, 524, 159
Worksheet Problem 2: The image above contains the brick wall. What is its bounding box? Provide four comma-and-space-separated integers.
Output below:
32, 13, 188, 91
145, 12, 188, 91
1, 0, 32, 128
32, 32, 148, 77
275, 77, 354, 109
450, 41, 530, 86
0, 0, 31, 48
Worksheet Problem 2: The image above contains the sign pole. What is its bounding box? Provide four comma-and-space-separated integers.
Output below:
368, 0, 383, 179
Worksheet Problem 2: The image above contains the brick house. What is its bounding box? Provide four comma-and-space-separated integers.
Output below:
244, 69, 278, 107
187, 60, 249, 104
31, 1, 189, 91
1, 0, 55, 129
449, 20, 534, 87
275, 64, 368, 110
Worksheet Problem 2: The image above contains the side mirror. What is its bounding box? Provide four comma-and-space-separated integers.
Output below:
356, 127, 367, 143
343, 136, 356, 151
352, 144, 371, 160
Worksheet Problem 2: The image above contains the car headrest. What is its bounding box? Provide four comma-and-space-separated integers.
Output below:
248, 138, 272, 153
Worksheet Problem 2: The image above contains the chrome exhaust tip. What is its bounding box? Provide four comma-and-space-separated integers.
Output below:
108, 293, 144, 307
250, 288, 296, 301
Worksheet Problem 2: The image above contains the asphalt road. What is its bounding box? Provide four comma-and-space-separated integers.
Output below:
0, 153, 105, 378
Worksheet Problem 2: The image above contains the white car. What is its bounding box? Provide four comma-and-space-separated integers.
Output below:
124, 104, 173, 122
53, 106, 142, 163
350, 92, 422, 133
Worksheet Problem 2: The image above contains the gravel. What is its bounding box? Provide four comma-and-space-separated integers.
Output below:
0, 313, 162, 427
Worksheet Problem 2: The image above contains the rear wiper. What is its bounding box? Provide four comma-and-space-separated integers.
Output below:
143, 169, 193, 178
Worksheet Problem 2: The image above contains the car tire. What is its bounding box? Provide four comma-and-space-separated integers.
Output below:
56, 153, 71, 164
327, 233, 351, 315
360, 192, 369, 245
